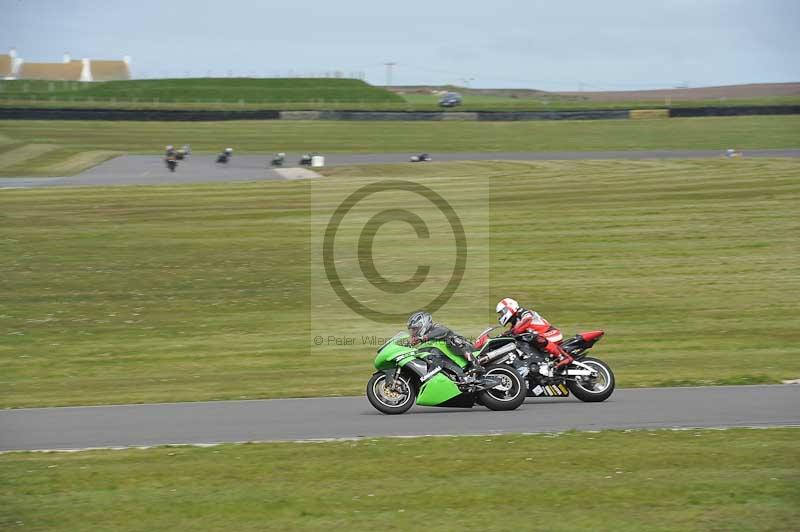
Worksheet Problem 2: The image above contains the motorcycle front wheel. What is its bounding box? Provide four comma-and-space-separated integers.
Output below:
566, 357, 615, 402
366, 372, 416, 415
477, 364, 526, 411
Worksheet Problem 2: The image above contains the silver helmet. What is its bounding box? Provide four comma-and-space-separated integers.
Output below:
407, 311, 433, 338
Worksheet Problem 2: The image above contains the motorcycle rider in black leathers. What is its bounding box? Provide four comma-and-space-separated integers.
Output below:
407, 311, 484, 375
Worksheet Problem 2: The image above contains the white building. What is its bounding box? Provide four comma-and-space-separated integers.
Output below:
2, 49, 131, 81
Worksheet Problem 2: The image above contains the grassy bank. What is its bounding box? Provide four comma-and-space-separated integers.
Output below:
1, 158, 798, 407
1, 78, 798, 111
1, 115, 799, 176
0, 78, 404, 106
1, 428, 798, 531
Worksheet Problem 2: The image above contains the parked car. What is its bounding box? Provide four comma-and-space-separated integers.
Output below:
439, 92, 462, 107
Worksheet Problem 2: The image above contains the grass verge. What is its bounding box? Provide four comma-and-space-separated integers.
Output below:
1, 428, 798, 531
0, 158, 798, 407
0, 142, 121, 176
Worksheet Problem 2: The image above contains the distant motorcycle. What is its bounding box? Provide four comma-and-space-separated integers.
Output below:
165, 157, 177, 172
271, 153, 286, 167
410, 153, 432, 162
216, 152, 229, 164
299, 153, 313, 166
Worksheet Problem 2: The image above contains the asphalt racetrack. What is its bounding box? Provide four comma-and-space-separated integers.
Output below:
1, 385, 798, 451
2, 149, 799, 188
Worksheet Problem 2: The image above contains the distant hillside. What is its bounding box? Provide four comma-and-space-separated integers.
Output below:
393, 82, 800, 102
0, 78, 404, 104
554, 82, 800, 102
393, 85, 551, 98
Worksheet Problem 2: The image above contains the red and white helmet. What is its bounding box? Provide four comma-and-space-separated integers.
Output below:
496, 297, 520, 326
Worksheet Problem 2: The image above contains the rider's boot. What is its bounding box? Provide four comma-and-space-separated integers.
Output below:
546, 344, 574, 370
554, 354, 573, 370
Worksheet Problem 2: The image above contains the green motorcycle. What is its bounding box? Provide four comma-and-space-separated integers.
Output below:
366, 332, 527, 415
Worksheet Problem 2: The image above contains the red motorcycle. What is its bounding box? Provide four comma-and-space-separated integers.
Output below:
474, 327, 614, 402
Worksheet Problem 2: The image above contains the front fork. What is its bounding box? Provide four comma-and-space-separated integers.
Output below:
383, 367, 401, 392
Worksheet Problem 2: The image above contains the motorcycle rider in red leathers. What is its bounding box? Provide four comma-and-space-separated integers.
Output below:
495, 297, 574, 369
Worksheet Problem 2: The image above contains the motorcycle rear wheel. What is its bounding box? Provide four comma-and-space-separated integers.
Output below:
366, 373, 416, 415
566, 357, 615, 402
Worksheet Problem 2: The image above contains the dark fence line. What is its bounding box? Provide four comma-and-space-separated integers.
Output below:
476, 110, 631, 121
668, 105, 800, 117
1, 106, 798, 121
0, 108, 630, 121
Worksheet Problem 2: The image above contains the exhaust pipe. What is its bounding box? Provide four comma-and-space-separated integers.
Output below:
477, 343, 517, 365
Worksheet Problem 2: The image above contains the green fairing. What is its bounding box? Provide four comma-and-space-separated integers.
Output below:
373, 333, 414, 370
416, 373, 462, 405
419, 340, 469, 368
374, 335, 469, 370
373, 332, 469, 407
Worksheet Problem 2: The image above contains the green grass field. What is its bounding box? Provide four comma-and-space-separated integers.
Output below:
1, 115, 799, 176
1, 78, 798, 111
1, 157, 798, 407
1, 428, 798, 531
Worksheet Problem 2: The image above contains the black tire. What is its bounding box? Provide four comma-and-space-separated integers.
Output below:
477, 364, 526, 411
566, 357, 615, 402
366, 372, 416, 415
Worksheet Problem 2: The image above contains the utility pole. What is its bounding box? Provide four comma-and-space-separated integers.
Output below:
384, 62, 396, 88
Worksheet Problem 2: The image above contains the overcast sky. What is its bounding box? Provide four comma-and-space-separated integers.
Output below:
3, 0, 798, 90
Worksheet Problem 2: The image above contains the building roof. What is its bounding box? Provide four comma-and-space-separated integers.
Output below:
19, 61, 83, 81
0, 55, 12, 77
90, 60, 130, 81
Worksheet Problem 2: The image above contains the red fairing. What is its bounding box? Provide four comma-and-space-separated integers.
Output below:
474, 334, 488, 349
579, 330, 605, 342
